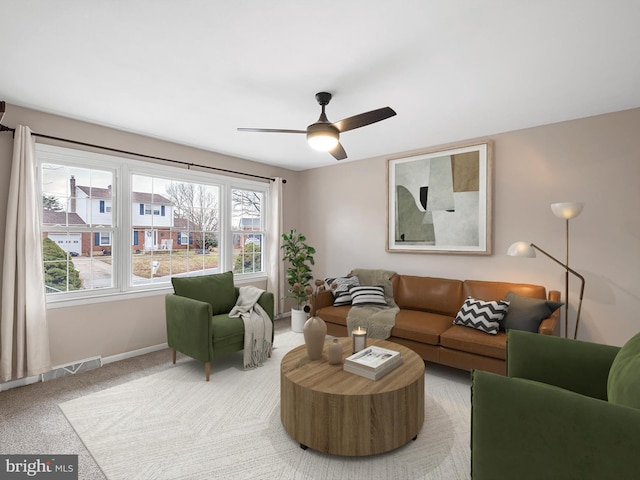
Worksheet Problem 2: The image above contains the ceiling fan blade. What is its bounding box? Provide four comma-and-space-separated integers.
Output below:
237, 128, 306, 134
330, 142, 347, 161
333, 107, 397, 133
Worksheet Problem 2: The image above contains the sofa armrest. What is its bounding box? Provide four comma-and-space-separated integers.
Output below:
256, 291, 275, 321
232, 287, 275, 321
472, 370, 640, 480
257, 291, 275, 341
537, 289, 561, 335
507, 329, 620, 400
313, 290, 335, 310
165, 294, 213, 363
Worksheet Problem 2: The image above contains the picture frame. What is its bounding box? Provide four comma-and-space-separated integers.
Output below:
386, 142, 492, 255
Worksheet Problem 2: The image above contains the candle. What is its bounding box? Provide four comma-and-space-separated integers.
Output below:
352, 326, 367, 353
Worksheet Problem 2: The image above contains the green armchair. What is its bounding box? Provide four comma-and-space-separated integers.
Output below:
471, 329, 640, 479
165, 271, 274, 381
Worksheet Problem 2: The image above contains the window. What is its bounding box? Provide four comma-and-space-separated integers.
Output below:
130, 174, 221, 286
37, 144, 269, 304
231, 188, 264, 274
40, 159, 115, 295
99, 232, 111, 246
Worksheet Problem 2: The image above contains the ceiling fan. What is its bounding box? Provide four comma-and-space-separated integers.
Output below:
237, 92, 396, 160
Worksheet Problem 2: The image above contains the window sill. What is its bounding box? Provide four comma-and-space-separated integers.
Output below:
45, 273, 268, 309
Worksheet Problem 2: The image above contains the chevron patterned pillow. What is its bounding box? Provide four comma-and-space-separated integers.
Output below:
453, 297, 510, 335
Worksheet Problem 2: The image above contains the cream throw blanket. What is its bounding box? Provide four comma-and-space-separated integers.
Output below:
347, 269, 399, 339
229, 286, 273, 369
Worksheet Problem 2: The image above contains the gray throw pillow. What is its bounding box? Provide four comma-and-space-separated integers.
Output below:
500, 291, 563, 333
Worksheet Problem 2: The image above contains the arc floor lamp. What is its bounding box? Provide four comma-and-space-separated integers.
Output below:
507, 202, 585, 339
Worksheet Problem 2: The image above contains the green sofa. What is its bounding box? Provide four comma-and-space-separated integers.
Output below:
165, 271, 275, 381
471, 329, 640, 479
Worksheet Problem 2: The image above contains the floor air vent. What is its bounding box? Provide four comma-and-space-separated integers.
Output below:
41, 356, 103, 381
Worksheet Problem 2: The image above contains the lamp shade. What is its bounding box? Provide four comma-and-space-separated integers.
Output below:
507, 241, 536, 258
551, 202, 584, 220
307, 124, 339, 151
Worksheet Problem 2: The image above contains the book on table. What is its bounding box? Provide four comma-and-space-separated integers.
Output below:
343, 345, 403, 380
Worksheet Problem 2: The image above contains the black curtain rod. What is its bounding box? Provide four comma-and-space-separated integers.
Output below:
0, 123, 285, 183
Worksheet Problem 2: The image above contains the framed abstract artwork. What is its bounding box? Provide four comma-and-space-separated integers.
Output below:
387, 142, 492, 254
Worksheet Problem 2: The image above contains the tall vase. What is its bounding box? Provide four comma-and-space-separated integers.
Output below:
303, 316, 327, 360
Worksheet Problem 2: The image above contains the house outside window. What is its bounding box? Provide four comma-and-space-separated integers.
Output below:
179, 232, 190, 245
99, 232, 111, 246
37, 143, 268, 304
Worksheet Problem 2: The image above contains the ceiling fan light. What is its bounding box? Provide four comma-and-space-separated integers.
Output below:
308, 132, 338, 151
306, 123, 339, 151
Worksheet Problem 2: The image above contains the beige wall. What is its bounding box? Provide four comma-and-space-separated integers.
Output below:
0, 104, 300, 366
1, 104, 638, 368
297, 108, 640, 347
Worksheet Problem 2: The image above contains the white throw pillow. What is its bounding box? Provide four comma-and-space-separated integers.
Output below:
349, 285, 388, 307
325, 275, 360, 306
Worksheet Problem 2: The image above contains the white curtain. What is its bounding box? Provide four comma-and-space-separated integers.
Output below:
1, 125, 51, 381
267, 177, 284, 316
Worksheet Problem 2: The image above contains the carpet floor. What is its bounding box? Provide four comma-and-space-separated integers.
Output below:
58, 330, 472, 480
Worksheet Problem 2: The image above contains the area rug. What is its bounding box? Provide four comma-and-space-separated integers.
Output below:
59, 331, 471, 480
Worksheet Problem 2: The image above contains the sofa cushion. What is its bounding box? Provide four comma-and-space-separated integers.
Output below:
211, 313, 245, 342
454, 297, 510, 335
349, 285, 388, 307
395, 275, 463, 316
316, 305, 351, 326
500, 291, 563, 333
441, 325, 507, 360
463, 280, 546, 302
607, 332, 640, 409
325, 275, 360, 306
171, 271, 236, 315
392, 310, 454, 345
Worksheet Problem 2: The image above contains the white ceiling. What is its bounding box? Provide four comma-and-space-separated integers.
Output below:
2, 1, 640, 171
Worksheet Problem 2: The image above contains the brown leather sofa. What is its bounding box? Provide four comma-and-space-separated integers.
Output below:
315, 274, 561, 375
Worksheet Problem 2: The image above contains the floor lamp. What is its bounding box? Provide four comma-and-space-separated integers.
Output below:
550, 202, 585, 339
507, 201, 585, 339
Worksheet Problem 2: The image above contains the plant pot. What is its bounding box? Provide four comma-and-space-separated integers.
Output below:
303, 316, 327, 360
291, 308, 308, 333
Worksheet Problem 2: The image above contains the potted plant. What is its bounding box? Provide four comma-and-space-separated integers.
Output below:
281, 229, 316, 332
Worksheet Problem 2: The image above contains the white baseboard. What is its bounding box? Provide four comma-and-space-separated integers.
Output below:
0, 374, 41, 392
0, 342, 169, 392
102, 342, 169, 365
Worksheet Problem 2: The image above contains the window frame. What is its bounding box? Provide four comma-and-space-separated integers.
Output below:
37, 144, 269, 308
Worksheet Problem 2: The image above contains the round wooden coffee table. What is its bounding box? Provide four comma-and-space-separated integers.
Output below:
280, 337, 425, 456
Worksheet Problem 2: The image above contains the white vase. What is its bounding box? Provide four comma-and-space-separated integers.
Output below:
327, 338, 343, 365
290, 308, 308, 333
